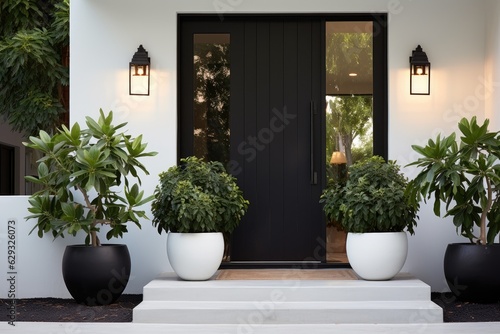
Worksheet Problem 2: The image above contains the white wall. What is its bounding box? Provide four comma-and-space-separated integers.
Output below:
485, 0, 500, 128
1, 0, 498, 298
0, 196, 168, 298
390, 0, 490, 292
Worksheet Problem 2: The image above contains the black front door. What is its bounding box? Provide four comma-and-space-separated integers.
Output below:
180, 16, 325, 262
228, 18, 325, 262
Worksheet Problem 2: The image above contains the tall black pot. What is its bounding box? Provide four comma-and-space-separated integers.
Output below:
62, 244, 131, 306
444, 243, 500, 303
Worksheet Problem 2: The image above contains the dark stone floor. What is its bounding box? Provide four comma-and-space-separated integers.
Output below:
431, 292, 500, 322
7, 295, 142, 322
3, 293, 500, 323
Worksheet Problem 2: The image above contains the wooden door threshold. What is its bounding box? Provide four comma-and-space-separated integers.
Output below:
220, 261, 351, 269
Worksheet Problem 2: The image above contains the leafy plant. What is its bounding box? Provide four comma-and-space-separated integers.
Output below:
320, 156, 418, 234
0, 0, 69, 136
406, 116, 500, 245
24, 109, 157, 246
151, 156, 249, 234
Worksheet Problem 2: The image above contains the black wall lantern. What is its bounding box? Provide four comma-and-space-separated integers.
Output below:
409, 45, 430, 95
129, 45, 150, 96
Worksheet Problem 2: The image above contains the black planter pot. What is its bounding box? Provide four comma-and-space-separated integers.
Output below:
62, 244, 131, 306
444, 243, 500, 303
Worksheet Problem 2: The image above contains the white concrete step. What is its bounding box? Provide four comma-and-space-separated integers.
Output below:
133, 270, 443, 324
5, 322, 500, 334
133, 300, 443, 324
141, 272, 431, 302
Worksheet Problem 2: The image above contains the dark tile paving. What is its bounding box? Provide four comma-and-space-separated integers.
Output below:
431, 292, 500, 322
7, 295, 142, 322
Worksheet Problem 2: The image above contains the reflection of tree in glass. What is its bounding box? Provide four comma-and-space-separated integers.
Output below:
326, 31, 372, 91
325, 28, 373, 181
327, 96, 372, 166
193, 42, 230, 167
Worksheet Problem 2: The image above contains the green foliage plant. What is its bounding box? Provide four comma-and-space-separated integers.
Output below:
151, 156, 249, 234
24, 109, 157, 247
320, 156, 418, 234
0, 0, 69, 135
406, 116, 500, 245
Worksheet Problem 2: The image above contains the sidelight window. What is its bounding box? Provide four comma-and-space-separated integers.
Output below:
193, 34, 231, 166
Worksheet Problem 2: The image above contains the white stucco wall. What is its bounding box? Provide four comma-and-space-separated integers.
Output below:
0, 196, 168, 298
485, 0, 500, 128
1, 0, 499, 298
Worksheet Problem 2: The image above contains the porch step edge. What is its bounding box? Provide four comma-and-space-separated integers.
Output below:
142, 271, 432, 302
132, 300, 443, 324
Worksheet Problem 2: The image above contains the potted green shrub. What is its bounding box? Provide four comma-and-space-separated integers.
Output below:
24, 109, 157, 305
320, 155, 419, 280
151, 156, 249, 280
406, 116, 500, 302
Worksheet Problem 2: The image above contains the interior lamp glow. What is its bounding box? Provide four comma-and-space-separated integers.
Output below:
409, 45, 430, 95
129, 45, 150, 96
330, 151, 347, 165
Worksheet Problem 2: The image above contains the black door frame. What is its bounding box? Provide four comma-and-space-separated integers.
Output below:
0, 143, 16, 195
178, 13, 388, 268
178, 13, 388, 158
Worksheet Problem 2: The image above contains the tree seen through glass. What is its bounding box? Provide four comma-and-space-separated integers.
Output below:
325, 22, 374, 183
193, 34, 231, 167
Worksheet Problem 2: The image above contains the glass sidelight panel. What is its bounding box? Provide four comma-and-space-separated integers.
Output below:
193, 34, 231, 166
325, 21, 373, 184
325, 21, 374, 264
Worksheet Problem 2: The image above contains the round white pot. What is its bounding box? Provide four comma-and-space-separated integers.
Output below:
167, 232, 224, 280
346, 231, 408, 281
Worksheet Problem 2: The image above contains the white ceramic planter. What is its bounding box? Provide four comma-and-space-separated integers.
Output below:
167, 232, 224, 280
346, 232, 408, 281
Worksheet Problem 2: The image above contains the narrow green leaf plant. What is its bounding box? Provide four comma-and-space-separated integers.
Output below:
24, 109, 157, 246
407, 116, 500, 245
